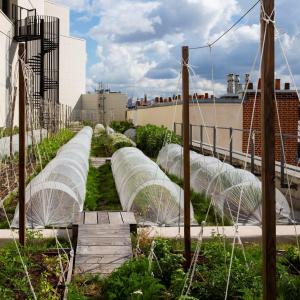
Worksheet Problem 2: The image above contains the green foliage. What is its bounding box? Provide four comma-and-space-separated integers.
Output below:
0, 126, 19, 138
91, 133, 111, 157
107, 132, 136, 154
0, 231, 69, 300
84, 164, 121, 211
110, 120, 134, 133
136, 124, 181, 158
67, 274, 103, 300
0, 191, 18, 229
151, 239, 184, 288
30, 129, 75, 169
102, 257, 166, 300
82, 120, 95, 127
91, 132, 135, 157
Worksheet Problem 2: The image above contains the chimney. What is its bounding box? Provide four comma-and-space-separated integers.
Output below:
159, 97, 163, 103
205, 93, 209, 99
234, 74, 240, 94
227, 74, 234, 94
258, 78, 261, 90
144, 94, 147, 103
275, 79, 281, 90
285, 82, 290, 90
245, 74, 250, 86
155, 97, 159, 103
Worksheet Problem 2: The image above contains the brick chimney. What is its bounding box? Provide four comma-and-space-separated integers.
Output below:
275, 79, 281, 90
258, 78, 261, 90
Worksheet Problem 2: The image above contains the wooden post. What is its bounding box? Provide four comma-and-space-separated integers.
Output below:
19, 43, 26, 246
182, 46, 191, 269
261, 0, 276, 299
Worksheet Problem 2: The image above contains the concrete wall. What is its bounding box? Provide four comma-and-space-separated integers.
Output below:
0, 10, 19, 127
44, 1, 70, 36
16, 0, 45, 14
60, 35, 86, 108
73, 92, 128, 125
127, 102, 243, 151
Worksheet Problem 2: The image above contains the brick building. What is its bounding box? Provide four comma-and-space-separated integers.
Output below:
242, 80, 299, 165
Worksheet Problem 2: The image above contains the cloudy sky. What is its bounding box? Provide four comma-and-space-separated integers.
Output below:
54, 0, 300, 98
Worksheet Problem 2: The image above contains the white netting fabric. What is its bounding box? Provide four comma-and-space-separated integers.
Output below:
111, 147, 195, 225
94, 124, 105, 135
106, 126, 115, 135
157, 144, 291, 225
0, 129, 47, 159
12, 127, 93, 228
124, 128, 136, 142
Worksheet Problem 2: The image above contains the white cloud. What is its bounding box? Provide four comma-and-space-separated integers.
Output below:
52, 0, 300, 98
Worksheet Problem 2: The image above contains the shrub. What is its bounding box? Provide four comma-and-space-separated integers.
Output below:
108, 132, 136, 154
136, 124, 181, 158
110, 120, 134, 133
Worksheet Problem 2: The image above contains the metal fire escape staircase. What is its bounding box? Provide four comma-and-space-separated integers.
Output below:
12, 4, 60, 129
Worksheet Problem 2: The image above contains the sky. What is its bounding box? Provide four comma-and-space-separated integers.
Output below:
53, 0, 300, 99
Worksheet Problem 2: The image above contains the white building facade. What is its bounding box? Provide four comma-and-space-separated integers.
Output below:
0, 0, 86, 127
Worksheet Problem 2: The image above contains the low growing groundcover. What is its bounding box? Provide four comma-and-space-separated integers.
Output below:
84, 163, 121, 211
68, 235, 300, 300
0, 232, 70, 300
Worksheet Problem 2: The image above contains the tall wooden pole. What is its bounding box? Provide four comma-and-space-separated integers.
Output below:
182, 46, 191, 268
261, 0, 276, 299
19, 43, 26, 246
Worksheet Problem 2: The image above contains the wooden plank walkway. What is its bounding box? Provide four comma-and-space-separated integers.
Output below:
73, 211, 136, 276
90, 157, 111, 168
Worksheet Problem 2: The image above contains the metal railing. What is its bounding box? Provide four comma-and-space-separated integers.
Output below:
174, 122, 299, 188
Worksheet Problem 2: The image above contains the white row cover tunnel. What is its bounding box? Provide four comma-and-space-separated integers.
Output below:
12, 127, 93, 228
157, 144, 291, 225
111, 147, 195, 225
0, 129, 47, 159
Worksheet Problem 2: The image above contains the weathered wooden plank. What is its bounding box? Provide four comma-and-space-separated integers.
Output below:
77, 237, 131, 246
121, 212, 137, 225
76, 245, 132, 256
78, 229, 130, 238
75, 254, 131, 265
97, 211, 109, 224
79, 224, 128, 230
75, 263, 123, 274
73, 212, 84, 225
84, 212, 98, 225
108, 212, 123, 224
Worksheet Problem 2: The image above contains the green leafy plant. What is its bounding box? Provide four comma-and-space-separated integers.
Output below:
85, 163, 121, 211
0, 232, 69, 299
136, 124, 181, 158
110, 121, 134, 133
107, 132, 136, 154
102, 257, 166, 300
